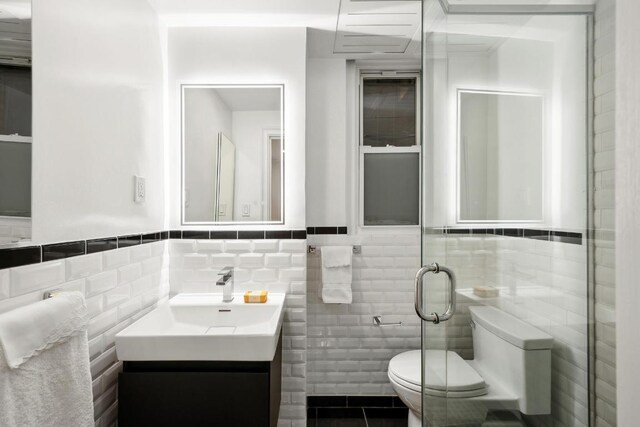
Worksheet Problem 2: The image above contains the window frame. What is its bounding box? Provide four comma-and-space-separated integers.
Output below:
358, 71, 421, 228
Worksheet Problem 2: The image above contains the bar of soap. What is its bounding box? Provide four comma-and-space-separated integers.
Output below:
473, 286, 499, 298
244, 290, 268, 303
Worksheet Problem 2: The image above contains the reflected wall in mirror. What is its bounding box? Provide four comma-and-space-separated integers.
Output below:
182, 85, 284, 224
458, 89, 543, 223
0, 0, 31, 244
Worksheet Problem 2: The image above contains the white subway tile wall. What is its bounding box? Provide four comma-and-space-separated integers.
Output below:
0, 240, 170, 427
169, 239, 307, 427
306, 232, 422, 395
594, 0, 617, 425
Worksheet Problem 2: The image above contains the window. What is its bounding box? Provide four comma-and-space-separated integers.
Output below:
360, 73, 420, 226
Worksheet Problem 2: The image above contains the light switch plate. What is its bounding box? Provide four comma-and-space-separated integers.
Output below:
242, 204, 250, 217
134, 176, 146, 203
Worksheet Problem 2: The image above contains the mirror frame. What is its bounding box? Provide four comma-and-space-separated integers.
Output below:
180, 83, 285, 225
456, 88, 546, 224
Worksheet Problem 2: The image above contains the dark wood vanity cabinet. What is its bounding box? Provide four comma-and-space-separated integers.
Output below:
118, 332, 282, 427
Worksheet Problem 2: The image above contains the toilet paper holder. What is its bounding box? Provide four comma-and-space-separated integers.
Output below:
373, 315, 403, 327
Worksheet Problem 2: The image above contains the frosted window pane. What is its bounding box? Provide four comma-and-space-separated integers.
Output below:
363, 78, 416, 147
364, 153, 419, 225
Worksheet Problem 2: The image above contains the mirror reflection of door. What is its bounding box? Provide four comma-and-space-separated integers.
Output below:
216, 133, 235, 221
268, 136, 282, 221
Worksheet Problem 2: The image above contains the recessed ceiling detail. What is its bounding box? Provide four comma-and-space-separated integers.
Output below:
334, 0, 421, 54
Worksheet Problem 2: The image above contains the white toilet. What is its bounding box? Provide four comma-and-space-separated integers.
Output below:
388, 305, 554, 427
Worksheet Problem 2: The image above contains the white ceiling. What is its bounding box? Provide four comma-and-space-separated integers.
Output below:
148, 0, 594, 60
214, 87, 281, 112
147, 0, 341, 30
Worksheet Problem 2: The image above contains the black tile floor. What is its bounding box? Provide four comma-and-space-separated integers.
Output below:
307, 407, 408, 427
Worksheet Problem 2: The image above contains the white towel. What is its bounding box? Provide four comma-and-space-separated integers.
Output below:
0, 291, 94, 427
321, 246, 353, 304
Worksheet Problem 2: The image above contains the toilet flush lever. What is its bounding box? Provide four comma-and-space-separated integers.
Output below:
414, 263, 457, 324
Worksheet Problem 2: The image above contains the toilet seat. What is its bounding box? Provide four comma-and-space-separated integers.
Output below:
388, 350, 488, 398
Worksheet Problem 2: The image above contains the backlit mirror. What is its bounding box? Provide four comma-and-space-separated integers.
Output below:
458, 89, 543, 223
0, 0, 31, 244
181, 85, 284, 224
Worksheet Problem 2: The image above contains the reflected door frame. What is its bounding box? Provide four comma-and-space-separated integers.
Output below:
263, 129, 282, 222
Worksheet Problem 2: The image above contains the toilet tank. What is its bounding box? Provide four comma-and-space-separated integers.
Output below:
469, 305, 553, 415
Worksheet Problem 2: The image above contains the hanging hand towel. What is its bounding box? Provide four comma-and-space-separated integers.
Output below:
0, 291, 94, 427
321, 246, 353, 303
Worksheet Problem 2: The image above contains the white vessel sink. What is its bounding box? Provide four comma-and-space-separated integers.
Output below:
115, 293, 285, 362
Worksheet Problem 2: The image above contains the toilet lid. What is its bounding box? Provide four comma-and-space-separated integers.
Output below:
389, 350, 486, 396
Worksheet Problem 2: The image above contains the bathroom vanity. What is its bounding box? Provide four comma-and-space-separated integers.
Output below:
118, 332, 281, 427
115, 293, 286, 427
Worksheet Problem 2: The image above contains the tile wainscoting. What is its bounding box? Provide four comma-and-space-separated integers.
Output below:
307, 229, 590, 427
0, 233, 308, 427
426, 232, 590, 427
307, 231, 422, 395
0, 240, 171, 427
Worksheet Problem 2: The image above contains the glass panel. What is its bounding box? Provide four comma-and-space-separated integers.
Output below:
0, 140, 31, 217
421, 1, 590, 426
363, 152, 419, 225
362, 78, 416, 147
270, 137, 282, 221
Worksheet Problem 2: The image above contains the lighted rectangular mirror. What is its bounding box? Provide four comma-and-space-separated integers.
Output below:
458, 89, 543, 223
181, 84, 284, 224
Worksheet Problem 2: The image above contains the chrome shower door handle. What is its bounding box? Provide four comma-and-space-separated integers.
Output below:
414, 262, 457, 324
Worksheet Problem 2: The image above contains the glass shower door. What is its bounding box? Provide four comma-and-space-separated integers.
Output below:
419, 1, 591, 426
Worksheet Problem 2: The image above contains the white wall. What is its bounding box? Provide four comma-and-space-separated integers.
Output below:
306, 58, 348, 227
616, 0, 640, 425
183, 89, 232, 222
167, 27, 306, 230
31, 0, 165, 243
231, 110, 281, 221
305, 56, 424, 395
307, 232, 421, 395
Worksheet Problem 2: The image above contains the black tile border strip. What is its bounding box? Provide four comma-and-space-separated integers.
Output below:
87, 237, 118, 254
0, 246, 42, 270
427, 227, 584, 245
307, 226, 348, 235
0, 229, 308, 270
307, 395, 407, 409
42, 241, 86, 262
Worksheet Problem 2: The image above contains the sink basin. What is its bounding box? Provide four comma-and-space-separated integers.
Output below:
115, 293, 285, 361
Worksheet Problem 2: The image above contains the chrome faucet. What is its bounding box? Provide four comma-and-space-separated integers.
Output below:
217, 266, 234, 302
